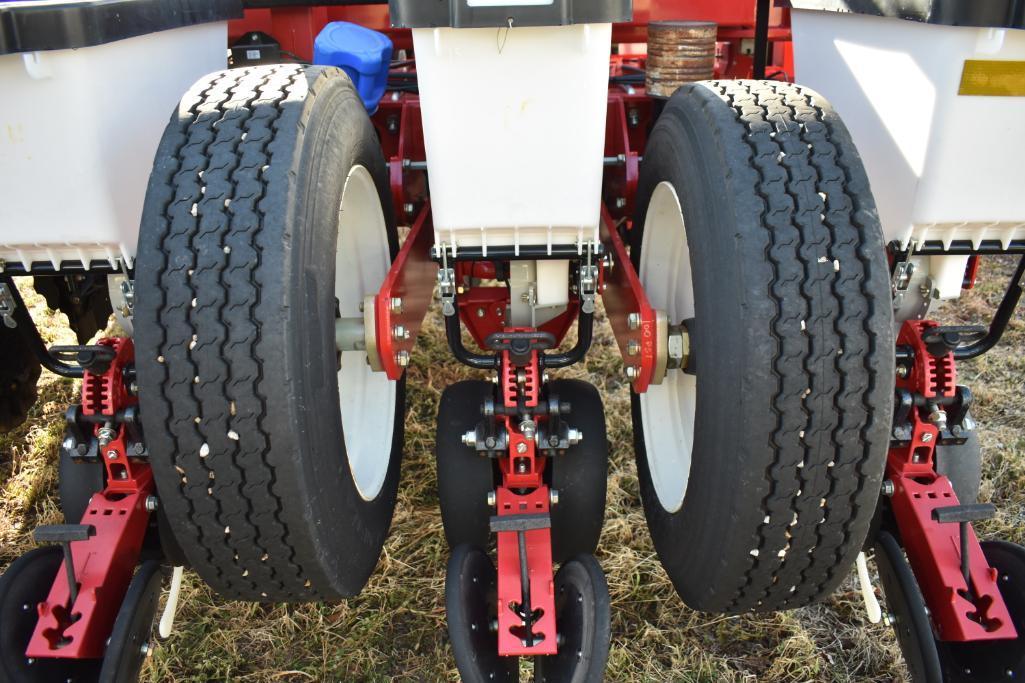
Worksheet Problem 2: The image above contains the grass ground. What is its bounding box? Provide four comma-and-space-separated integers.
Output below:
2, 256, 1022, 682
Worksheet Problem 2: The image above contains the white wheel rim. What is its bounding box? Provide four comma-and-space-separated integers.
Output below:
335, 165, 396, 502
638, 181, 697, 514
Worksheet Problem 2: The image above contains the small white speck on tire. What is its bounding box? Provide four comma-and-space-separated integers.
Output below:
199, 443, 210, 458
227, 430, 239, 441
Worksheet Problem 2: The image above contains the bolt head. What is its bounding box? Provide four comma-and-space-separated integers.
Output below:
487, 491, 496, 508
389, 297, 403, 313
896, 365, 909, 378
476, 307, 485, 318
627, 340, 640, 356
403, 202, 415, 215
515, 442, 528, 454
881, 480, 895, 497
145, 495, 159, 511
627, 312, 641, 330
921, 432, 933, 443
549, 489, 559, 506
567, 428, 583, 445
462, 430, 477, 447
392, 325, 407, 340
106, 450, 118, 460
625, 366, 639, 380
615, 197, 627, 209
395, 350, 410, 367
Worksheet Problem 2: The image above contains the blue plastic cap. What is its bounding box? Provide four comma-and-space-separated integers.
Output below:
313, 21, 394, 114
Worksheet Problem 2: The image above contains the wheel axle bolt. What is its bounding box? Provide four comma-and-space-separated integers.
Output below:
627, 340, 640, 356
395, 350, 410, 367
389, 297, 403, 313
516, 442, 528, 455
145, 496, 159, 512
462, 431, 477, 447
549, 489, 559, 506
625, 366, 639, 380
881, 480, 895, 497
392, 325, 409, 341
487, 491, 496, 508
627, 312, 641, 330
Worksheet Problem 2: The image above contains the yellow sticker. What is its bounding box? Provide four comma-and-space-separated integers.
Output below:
959, 60, 1025, 96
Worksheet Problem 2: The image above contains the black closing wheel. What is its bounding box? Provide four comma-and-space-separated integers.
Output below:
631, 80, 894, 613
445, 544, 517, 683
547, 380, 608, 564
99, 560, 162, 683
0, 546, 101, 682
875, 531, 942, 683
436, 381, 496, 550
534, 554, 611, 683
135, 65, 404, 601
937, 540, 1025, 682
0, 321, 41, 433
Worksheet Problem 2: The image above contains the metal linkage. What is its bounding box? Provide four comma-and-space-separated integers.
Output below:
491, 348, 558, 656
27, 337, 155, 660
886, 320, 1017, 642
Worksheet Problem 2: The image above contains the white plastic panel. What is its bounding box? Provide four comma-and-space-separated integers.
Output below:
792, 12, 1025, 249
0, 22, 228, 271
413, 23, 612, 253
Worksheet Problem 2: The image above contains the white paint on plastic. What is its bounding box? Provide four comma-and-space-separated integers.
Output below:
638, 182, 697, 514
0, 23, 228, 271
335, 165, 397, 502
412, 23, 612, 252
792, 11, 1025, 252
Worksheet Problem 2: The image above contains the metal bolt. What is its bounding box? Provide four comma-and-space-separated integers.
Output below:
145, 496, 159, 512
921, 432, 934, 443
567, 429, 583, 446
462, 431, 476, 447
140, 641, 152, 657
515, 442, 528, 454
395, 350, 410, 367
515, 459, 528, 474
615, 197, 627, 209
484, 436, 497, 449
62, 436, 76, 452
519, 420, 536, 440
549, 489, 559, 506
389, 297, 403, 313
542, 371, 550, 383
896, 365, 909, 378
883, 613, 894, 627
107, 450, 118, 460
881, 480, 895, 497
489, 618, 498, 633
403, 202, 415, 215
476, 307, 485, 318
627, 340, 640, 356
487, 490, 496, 508
392, 325, 408, 341
625, 366, 639, 380
627, 312, 641, 330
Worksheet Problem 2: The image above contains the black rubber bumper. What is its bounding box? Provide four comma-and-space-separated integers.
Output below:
0, 0, 243, 56
388, 0, 632, 29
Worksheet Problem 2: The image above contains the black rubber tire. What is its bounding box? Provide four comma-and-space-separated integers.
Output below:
935, 430, 982, 505
58, 448, 106, 525
875, 531, 942, 683
534, 554, 611, 683
445, 544, 518, 683
436, 381, 497, 550
0, 321, 41, 434
937, 540, 1025, 682
0, 546, 102, 682
98, 561, 162, 683
630, 80, 895, 613
547, 380, 608, 565
135, 65, 404, 601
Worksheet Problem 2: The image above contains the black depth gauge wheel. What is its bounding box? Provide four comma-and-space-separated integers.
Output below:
135, 64, 404, 601
630, 79, 894, 613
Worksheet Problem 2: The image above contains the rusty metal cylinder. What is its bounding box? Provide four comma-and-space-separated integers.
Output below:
645, 21, 717, 98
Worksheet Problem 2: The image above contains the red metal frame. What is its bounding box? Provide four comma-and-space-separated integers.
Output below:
599, 205, 660, 392
887, 321, 1016, 642
374, 202, 438, 380
27, 338, 154, 660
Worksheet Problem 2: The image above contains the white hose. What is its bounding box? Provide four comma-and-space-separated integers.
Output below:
856, 552, 882, 624
159, 566, 184, 639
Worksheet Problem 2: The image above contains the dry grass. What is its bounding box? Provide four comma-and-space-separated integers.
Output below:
2, 256, 1023, 682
